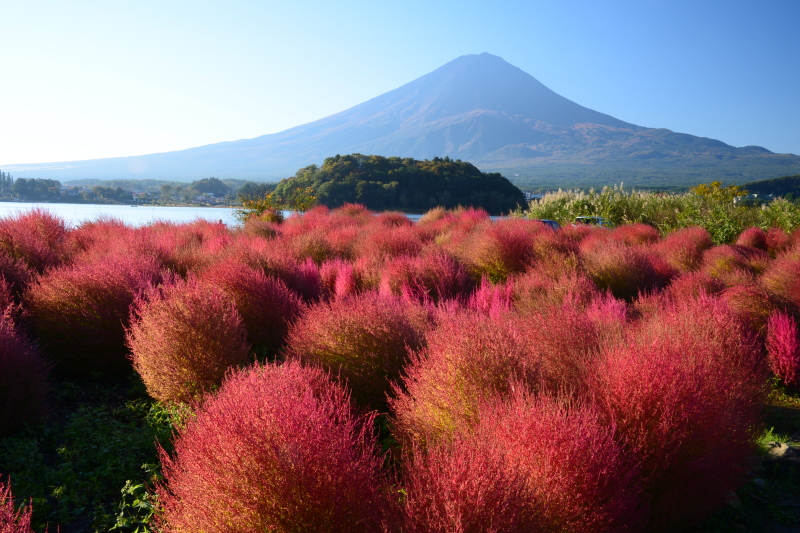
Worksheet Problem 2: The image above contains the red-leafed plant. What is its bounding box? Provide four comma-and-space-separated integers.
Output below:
736, 227, 768, 250
0, 292, 50, 438
156, 361, 393, 533
657, 226, 714, 272
198, 258, 302, 358
391, 309, 539, 446
766, 311, 800, 389
25, 252, 165, 374
401, 391, 644, 533
127, 277, 250, 403
0, 479, 35, 533
284, 292, 429, 410
580, 238, 674, 301
379, 251, 474, 304
591, 295, 765, 531
0, 209, 69, 273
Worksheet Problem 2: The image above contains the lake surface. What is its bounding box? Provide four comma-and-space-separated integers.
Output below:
0, 202, 243, 227
0, 202, 455, 226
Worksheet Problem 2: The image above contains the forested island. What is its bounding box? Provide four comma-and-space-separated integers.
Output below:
272, 154, 526, 215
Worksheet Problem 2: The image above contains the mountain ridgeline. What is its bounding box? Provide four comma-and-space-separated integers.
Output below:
4, 53, 799, 188
274, 154, 525, 215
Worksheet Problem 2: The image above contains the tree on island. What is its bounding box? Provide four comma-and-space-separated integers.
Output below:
190, 177, 230, 197
272, 154, 526, 215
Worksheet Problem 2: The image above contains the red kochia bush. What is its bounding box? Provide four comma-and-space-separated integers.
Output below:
379, 251, 474, 303
0, 301, 50, 438
284, 292, 429, 410
157, 362, 392, 533
391, 310, 539, 445
198, 259, 302, 358
657, 226, 714, 272
761, 256, 800, 313
612, 223, 661, 246
401, 392, 643, 533
736, 227, 768, 250
580, 238, 674, 301
0, 479, 35, 533
766, 311, 800, 388
0, 209, 68, 273
461, 218, 542, 283
591, 295, 765, 531
25, 252, 164, 373
0, 251, 32, 301
127, 277, 250, 403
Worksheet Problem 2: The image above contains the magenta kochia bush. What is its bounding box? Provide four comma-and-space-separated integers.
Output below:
591, 295, 765, 531
580, 237, 674, 301
156, 361, 392, 533
127, 277, 251, 403
0, 209, 68, 273
0, 302, 50, 438
25, 252, 164, 373
391, 309, 539, 445
761, 256, 800, 313
657, 226, 714, 272
198, 259, 302, 358
766, 311, 800, 388
401, 392, 643, 533
0, 479, 35, 533
284, 292, 429, 410
462, 218, 542, 283
379, 251, 474, 303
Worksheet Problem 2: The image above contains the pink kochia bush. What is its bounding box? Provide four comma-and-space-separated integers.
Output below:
591, 295, 765, 531
401, 392, 643, 533
156, 361, 392, 533
391, 309, 539, 445
25, 252, 165, 373
127, 277, 250, 403
0, 209, 68, 273
1, 479, 35, 533
766, 311, 800, 388
197, 259, 302, 358
284, 292, 429, 410
0, 292, 50, 437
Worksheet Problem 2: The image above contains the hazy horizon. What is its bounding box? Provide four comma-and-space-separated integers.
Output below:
2, 0, 799, 167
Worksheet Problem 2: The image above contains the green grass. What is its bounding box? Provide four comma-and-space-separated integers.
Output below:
0, 373, 181, 532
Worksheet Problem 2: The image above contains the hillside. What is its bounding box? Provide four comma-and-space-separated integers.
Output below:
4, 53, 799, 188
273, 154, 525, 215
742, 174, 800, 197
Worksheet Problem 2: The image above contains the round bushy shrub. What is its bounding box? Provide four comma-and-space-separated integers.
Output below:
0, 209, 68, 273
284, 292, 429, 410
580, 238, 674, 301
127, 277, 250, 403
591, 295, 765, 531
391, 309, 539, 445
156, 361, 392, 533
25, 252, 164, 373
766, 311, 800, 389
657, 226, 714, 272
401, 392, 643, 533
379, 251, 473, 303
198, 259, 302, 358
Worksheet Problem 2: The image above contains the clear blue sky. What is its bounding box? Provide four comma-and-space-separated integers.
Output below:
2, 0, 798, 166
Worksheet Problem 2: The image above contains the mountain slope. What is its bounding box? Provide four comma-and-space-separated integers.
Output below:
5, 53, 800, 187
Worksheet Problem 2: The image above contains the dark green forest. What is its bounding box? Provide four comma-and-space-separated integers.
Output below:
742, 174, 800, 199
273, 154, 526, 215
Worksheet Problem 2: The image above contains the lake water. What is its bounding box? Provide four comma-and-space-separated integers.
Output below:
0, 202, 243, 227
0, 202, 452, 226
